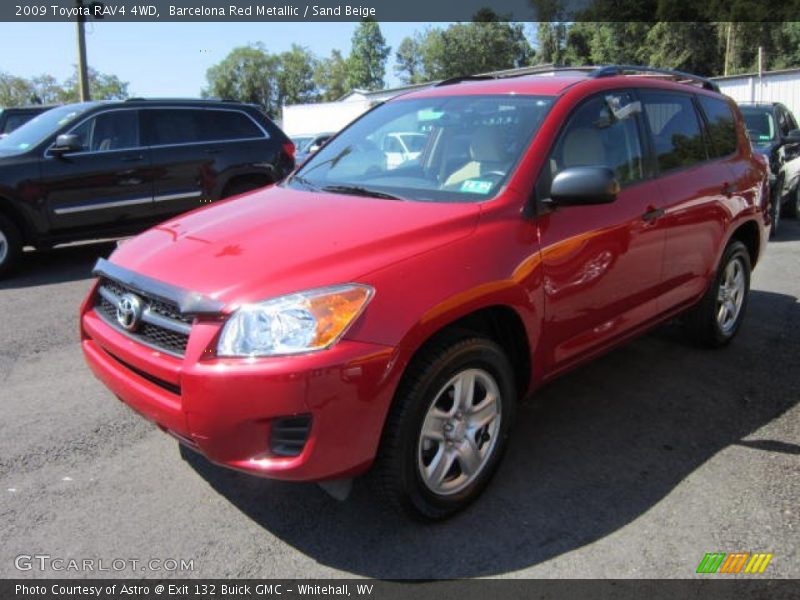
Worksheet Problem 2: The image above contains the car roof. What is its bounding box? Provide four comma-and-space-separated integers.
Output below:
397, 66, 723, 101
88, 98, 261, 110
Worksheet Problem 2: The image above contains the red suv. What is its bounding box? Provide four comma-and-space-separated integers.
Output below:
80, 66, 769, 520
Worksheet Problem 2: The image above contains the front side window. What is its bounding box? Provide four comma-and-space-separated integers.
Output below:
741, 107, 776, 143
641, 91, 707, 172
287, 95, 554, 203
698, 96, 738, 158
69, 110, 139, 152
539, 92, 645, 198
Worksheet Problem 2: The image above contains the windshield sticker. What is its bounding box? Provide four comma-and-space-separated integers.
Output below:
460, 179, 494, 194
418, 108, 444, 121
758, 134, 771, 140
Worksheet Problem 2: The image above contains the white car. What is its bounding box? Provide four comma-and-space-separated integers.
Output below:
381, 132, 427, 169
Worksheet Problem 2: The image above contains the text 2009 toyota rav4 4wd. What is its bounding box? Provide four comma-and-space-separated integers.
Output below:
81, 66, 769, 520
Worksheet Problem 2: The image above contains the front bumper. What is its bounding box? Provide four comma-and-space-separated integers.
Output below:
81, 294, 398, 481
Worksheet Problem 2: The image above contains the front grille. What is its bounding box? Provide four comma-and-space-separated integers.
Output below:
94, 278, 192, 357
270, 415, 312, 457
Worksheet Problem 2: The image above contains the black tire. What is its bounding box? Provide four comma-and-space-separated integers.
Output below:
684, 240, 751, 348
221, 179, 270, 199
370, 335, 516, 521
785, 185, 800, 219
770, 193, 780, 238
0, 214, 22, 278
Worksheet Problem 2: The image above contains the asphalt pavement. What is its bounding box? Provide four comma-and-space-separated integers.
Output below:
0, 221, 797, 579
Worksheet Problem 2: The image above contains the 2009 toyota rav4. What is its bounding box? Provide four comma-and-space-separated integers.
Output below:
80, 66, 769, 520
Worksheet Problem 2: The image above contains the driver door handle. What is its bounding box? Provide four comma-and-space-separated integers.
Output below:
121, 154, 144, 163
642, 207, 665, 222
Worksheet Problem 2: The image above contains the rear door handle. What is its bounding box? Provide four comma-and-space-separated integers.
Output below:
642, 207, 665, 222
205, 148, 221, 154
121, 154, 144, 162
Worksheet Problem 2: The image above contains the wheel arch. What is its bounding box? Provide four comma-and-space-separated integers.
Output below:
0, 196, 36, 246
396, 304, 533, 405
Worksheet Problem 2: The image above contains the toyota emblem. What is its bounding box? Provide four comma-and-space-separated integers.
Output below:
116, 293, 143, 331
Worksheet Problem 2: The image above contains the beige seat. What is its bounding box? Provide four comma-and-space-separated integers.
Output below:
444, 127, 508, 187
561, 127, 606, 167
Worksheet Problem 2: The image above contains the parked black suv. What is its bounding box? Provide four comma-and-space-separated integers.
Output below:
0, 105, 57, 138
0, 99, 295, 276
739, 102, 800, 236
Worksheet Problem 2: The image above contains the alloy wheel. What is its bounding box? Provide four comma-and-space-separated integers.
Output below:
417, 368, 502, 496
716, 256, 746, 334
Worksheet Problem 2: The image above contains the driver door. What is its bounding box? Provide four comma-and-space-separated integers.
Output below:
41, 109, 154, 231
536, 91, 667, 371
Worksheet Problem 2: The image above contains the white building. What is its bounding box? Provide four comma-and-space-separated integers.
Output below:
713, 68, 800, 117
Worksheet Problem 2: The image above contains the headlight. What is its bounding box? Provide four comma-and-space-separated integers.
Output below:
216, 284, 374, 357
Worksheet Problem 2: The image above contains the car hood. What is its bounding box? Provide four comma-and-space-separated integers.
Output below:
109, 185, 480, 310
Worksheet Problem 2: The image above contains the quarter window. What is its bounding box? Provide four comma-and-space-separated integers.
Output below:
698, 96, 738, 158
641, 91, 707, 172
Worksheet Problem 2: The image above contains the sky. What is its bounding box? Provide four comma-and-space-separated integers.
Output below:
0, 22, 438, 96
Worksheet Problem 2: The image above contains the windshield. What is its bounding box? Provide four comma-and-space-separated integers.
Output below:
286, 95, 554, 203
0, 104, 91, 155
741, 107, 776, 143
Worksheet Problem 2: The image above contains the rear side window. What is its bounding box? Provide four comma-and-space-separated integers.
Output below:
147, 109, 204, 145
698, 96, 738, 157
641, 91, 707, 172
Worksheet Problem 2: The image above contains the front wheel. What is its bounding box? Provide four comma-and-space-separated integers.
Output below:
684, 240, 751, 347
0, 214, 22, 279
371, 336, 516, 520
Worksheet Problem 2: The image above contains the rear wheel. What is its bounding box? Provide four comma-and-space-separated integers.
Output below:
786, 185, 800, 219
0, 214, 22, 278
371, 335, 516, 520
684, 240, 751, 347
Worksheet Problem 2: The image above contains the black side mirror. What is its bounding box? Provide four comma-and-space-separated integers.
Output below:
549, 166, 620, 206
785, 128, 800, 143
51, 133, 82, 155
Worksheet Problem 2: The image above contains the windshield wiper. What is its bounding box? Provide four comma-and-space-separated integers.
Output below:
289, 174, 320, 191
322, 185, 404, 201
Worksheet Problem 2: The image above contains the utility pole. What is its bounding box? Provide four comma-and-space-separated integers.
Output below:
76, 0, 90, 101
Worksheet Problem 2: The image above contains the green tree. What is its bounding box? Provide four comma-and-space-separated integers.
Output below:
347, 20, 390, 90
204, 44, 279, 114
395, 16, 534, 83
276, 44, 318, 106
0, 72, 35, 107
645, 22, 721, 76
394, 35, 424, 85
61, 67, 129, 102
314, 49, 349, 101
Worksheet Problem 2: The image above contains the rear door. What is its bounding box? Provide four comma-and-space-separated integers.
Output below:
144, 107, 273, 217
40, 109, 154, 231
640, 90, 731, 310
537, 91, 666, 369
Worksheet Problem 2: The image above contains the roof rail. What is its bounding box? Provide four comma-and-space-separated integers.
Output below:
123, 97, 233, 102
435, 65, 596, 87
435, 75, 497, 87
589, 65, 721, 92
